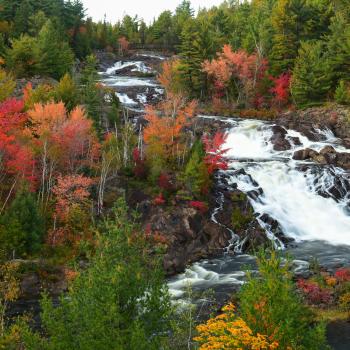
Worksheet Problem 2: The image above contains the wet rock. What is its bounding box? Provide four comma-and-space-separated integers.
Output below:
260, 213, 279, 230
279, 105, 350, 145
294, 147, 350, 170
293, 148, 319, 161
270, 125, 291, 151
289, 136, 302, 146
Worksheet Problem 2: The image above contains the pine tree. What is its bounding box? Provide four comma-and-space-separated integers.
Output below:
183, 140, 210, 197
53, 73, 79, 112
0, 190, 45, 258
13, 0, 34, 36
178, 20, 206, 97
326, 13, 350, 83
35, 19, 74, 80
270, 0, 312, 74
291, 41, 333, 108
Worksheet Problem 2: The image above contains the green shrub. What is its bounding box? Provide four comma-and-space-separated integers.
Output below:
335, 80, 350, 105
27, 199, 171, 350
6, 35, 38, 77
53, 73, 79, 111
239, 250, 330, 350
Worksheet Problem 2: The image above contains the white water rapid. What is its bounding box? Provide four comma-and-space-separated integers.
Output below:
99, 54, 165, 112
169, 117, 350, 300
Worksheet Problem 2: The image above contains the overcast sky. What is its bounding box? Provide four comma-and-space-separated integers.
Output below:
82, 0, 224, 24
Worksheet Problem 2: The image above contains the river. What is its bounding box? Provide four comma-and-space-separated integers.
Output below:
100, 56, 350, 303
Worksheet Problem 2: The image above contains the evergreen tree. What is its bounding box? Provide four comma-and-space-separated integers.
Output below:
35, 19, 74, 80
326, 13, 350, 83
178, 20, 206, 97
0, 190, 45, 258
270, 0, 312, 74
13, 0, 34, 37
335, 80, 350, 105
173, 0, 194, 46
183, 140, 210, 197
291, 41, 333, 107
80, 54, 104, 133
28, 10, 48, 36
6, 34, 38, 77
53, 73, 79, 111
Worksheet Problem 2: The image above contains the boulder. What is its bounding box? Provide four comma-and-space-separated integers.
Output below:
270, 125, 291, 151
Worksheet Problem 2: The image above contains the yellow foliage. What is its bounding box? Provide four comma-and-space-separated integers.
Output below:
325, 276, 337, 287
194, 303, 279, 350
0, 69, 15, 102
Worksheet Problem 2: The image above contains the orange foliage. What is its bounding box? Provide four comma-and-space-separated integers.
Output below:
118, 37, 129, 55
195, 303, 279, 350
27, 102, 99, 174
203, 45, 268, 106
52, 174, 93, 221
143, 98, 197, 162
158, 60, 182, 96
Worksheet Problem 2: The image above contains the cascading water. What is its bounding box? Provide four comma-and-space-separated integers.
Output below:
169, 117, 350, 299
99, 54, 165, 113
100, 56, 350, 301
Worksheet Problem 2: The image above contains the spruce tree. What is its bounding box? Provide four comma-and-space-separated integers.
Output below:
0, 190, 45, 258
13, 0, 34, 36
178, 20, 206, 97
326, 13, 350, 83
35, 19, 74, 80
291, 41, 333, 108
184, 140, 210, 197
270, 0, 312, 74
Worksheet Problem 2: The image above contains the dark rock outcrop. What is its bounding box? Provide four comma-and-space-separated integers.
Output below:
270, 125, 291, 151
138, 200, 231, 275
279, 105, 350, 146
293, 146, 350, 170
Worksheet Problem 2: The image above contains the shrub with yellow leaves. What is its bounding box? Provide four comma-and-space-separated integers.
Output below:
194, 303, 279, 350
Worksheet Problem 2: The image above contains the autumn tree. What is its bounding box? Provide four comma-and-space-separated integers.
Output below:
26, 102, 98, 204
203, 45, 268, 107
118, 36, 129, 56
143, 97, 197, 170
158, 60, 184, 97
270, 72, 291, 108
0, 99, 35, 207
202, 132, 229, 175
48, 174, 93, 246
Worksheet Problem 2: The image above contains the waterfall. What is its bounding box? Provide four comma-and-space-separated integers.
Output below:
169, 117, 350, 300
223, 119, 350, 246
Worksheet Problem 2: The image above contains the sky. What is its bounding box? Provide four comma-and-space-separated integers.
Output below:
81, 0, 224, 24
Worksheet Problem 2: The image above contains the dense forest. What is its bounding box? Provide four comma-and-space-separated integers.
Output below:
0, 0, 350, 349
